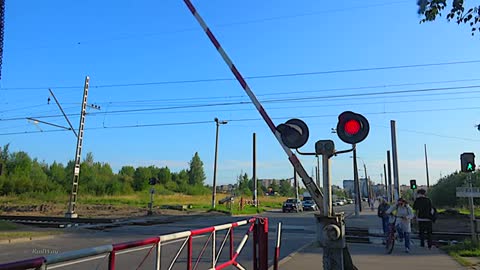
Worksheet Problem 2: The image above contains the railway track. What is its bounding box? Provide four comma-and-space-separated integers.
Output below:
0, 215, 122, 228
345, 227, 472, 245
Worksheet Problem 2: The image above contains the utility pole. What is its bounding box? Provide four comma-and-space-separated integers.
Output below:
387, 151, 393, 203
383, 164, 389, 200
253, 133, 258, 207
363, 163, 369, 201
353, 146, 361, 215
211, 118, 227, 209
316, 155, 321, 188
424, 144, 430, 188
65, 76, 90, 218
294, 169, 299, 202
390, 120, 400, 201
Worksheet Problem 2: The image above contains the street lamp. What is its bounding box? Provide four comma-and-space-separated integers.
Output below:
350, 155, 371, 201
212, 118, 228, 209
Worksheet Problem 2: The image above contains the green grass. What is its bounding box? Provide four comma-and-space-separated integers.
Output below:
442, 241, 480, 266
0, 231, 62, 241
0, 221, 17, 230
437, 208, 480, 217
0, 193, 287, 213
0, 220, 62, 241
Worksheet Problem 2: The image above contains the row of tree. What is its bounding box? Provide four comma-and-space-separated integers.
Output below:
0, 144, 210, 196
428, 170, 480, 207
0, 144, 298, 198
234, 172, 300, 197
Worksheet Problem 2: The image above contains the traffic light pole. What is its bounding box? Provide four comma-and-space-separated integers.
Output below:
468, 173, 478, 244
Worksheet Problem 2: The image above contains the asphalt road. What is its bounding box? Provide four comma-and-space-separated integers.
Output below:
0, 204, 356, 269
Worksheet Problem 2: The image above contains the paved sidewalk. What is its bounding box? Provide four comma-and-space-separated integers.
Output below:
281, 243, 463, 270
281, 210, 464, 270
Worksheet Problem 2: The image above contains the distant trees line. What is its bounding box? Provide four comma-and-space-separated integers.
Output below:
0, 144, 210, 196
428, 170, 480, 208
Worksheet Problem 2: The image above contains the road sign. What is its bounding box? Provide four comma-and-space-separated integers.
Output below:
456, 187, 480, 197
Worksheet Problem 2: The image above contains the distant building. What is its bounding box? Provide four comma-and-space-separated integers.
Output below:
216, 184, 237, 193
258, 179, 292, 188
343, 179, 368, 197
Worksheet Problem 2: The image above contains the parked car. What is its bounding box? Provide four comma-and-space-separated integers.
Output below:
334, 199, 345, 206
347, 199, 354, 204
282, 198, 303, 213
302, 200, 317, 211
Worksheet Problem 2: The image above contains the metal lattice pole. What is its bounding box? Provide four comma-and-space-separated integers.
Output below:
0, 0, 5, 80
65, 76, 90, 218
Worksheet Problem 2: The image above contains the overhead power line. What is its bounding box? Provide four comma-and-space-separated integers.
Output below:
2, 107, 480, 142
2, 59, 480, 91
1, 83, 480, 122
76, 77, 480, 105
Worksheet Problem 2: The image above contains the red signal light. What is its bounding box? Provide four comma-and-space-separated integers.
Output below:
336, 111, 369, 144
344, 119, 360, 135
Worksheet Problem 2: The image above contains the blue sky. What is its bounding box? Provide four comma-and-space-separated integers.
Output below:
1, 0, 480, 188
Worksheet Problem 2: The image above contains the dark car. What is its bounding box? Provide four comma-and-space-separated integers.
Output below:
282, 198, 303, 213
302, 200, 317, 211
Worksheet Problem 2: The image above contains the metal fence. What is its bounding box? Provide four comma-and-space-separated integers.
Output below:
0, 217, 269, 270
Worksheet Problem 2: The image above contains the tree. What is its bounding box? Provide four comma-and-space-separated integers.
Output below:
119, 166, 135, 177
269, 181, 280, 194
236, 173, 252, 196
157, 167, 172, 185
417, 0, 480, 35
188, 152, 206, 186
279, 180, 294, 197
132, 167, 153, 191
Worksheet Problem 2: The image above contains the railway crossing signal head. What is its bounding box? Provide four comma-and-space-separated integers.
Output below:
276, 118, 309, 149
460, 152, 475, 173
336, 111, 370, 144
149, 177, 158, 185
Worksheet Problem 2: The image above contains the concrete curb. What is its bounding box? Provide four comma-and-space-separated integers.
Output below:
0, 234, 56, 245
269, 241, 315, 270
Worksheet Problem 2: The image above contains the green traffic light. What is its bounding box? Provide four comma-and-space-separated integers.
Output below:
468, 163, 474, 171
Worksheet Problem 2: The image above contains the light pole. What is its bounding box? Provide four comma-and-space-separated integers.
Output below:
350, 155, 370, 201
212, 118, 228, 209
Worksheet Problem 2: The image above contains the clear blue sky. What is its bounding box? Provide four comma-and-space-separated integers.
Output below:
1, 0, 480, 188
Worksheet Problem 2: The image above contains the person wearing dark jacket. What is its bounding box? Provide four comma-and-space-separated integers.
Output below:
413, 189, 434, 249
377, 198, 390, 244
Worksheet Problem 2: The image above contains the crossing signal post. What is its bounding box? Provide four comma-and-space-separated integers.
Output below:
336, 111, 370, 217
148, 178, 157, 215
276, 111, 369, 270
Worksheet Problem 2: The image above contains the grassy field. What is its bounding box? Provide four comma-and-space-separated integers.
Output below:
438, 208, 480, 217
442, 241, 480, 266
0, 193, 287, 215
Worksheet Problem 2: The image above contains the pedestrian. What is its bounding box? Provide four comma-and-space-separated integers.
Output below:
377, 197, 390, 244
386, 198, 414, 253
413, 189, 434, 249
370, 198, 375, 211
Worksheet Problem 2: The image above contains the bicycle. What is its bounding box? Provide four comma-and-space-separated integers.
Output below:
385, 215, 398, 254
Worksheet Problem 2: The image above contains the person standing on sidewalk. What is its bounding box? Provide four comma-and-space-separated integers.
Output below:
413, 189, 434, 249
377, 197, 390, 244
386, 198, 414, 253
